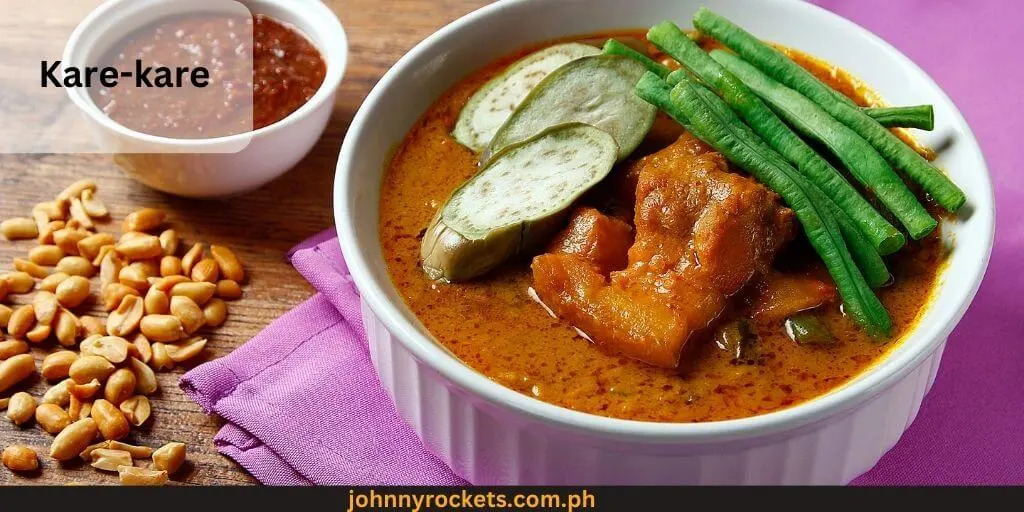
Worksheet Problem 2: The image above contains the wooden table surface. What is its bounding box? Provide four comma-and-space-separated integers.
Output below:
0, 0, 486, 486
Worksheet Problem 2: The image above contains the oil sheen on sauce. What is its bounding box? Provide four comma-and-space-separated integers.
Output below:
379, 31, 946, 423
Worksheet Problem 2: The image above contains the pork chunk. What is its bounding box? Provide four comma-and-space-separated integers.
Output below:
546, 207, 633, 275
532, 134, 793, 368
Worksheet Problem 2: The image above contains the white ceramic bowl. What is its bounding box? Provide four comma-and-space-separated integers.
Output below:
64, 0, 347, 198
335, 0, 994, 484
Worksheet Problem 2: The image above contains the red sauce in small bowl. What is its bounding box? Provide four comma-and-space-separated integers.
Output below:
251, 15, 327, 131
92, 13, 326, 139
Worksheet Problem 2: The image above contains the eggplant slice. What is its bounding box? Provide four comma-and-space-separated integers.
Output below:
421, 123, 619, 282
452, 43, 600, 153
484, 54, 657, 162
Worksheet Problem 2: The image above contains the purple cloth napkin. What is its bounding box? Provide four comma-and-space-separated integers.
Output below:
181, 230, 464, 485
183, 0, 1022, 485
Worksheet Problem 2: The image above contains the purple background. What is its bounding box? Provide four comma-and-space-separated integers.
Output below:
809, 0, 1023, 485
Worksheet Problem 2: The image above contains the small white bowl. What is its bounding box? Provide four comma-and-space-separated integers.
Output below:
335, 0, 995, 484
64, 0, 347, 198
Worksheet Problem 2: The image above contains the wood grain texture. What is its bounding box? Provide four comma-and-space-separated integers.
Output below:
0, 0, 486, 486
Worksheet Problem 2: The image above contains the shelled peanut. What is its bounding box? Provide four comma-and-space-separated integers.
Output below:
1, 179, 246, 484
2, 445, 38, 472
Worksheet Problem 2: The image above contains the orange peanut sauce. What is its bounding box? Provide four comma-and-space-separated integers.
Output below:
379, 31, 945, 423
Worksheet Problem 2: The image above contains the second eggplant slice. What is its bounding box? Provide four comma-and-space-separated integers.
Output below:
421, 123, 618, 282
485, 55, 656, 162
452, 43, 600, 153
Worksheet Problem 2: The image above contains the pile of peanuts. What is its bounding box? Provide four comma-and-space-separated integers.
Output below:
0, 179, 246, 485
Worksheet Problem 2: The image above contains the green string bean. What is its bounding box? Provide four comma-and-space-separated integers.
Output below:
864, 105, 934, 131
602, 39, 671, 78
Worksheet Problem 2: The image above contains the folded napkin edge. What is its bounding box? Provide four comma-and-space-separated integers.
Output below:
179, 358, 243, 414
215, 423, 314, 486
286, 228, 338, 260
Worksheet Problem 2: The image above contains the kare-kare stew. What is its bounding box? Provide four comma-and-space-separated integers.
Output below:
380, 9, 961, 423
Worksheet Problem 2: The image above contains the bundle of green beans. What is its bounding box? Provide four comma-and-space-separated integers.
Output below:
600, 12, 965, 336
691, 8, 965, 212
